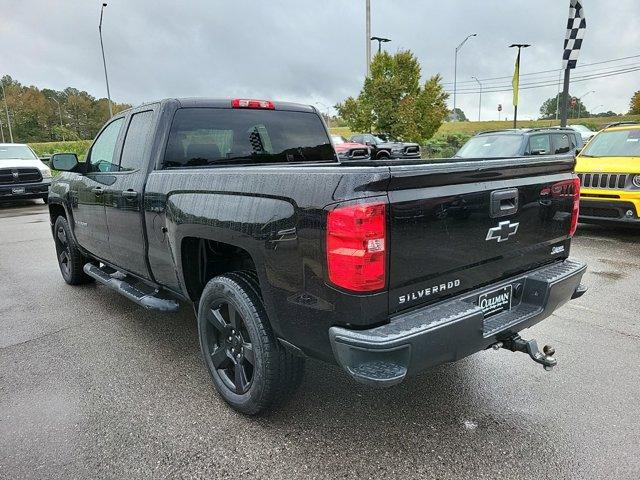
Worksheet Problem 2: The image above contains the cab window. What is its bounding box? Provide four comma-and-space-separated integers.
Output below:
528, 135, 551, 155
88, 118, 124, 172
552, 133, 572, 154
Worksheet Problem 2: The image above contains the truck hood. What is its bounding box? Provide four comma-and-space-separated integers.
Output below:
576, 156, 640, 174
378, 142, 419, 149
0, 158, 49, 171
334, 142, 368, 152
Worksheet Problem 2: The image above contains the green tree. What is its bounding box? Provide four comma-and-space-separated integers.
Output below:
336, 50, 449, 143
539, 93, 590, 120
630, 91, 640, 115
450, 108, 468, 121
0, 74, 130, 142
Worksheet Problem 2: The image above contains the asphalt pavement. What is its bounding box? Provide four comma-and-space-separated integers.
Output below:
1, 200, 638, 479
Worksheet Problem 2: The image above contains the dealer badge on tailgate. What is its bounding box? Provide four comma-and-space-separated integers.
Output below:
477, 285, 512, 318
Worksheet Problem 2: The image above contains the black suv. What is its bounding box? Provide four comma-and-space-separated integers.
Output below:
456, 128, 583, 159
349, 133, 421, 160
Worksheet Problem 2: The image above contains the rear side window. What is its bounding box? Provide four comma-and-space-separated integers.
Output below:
528, 135, 551, 155
552, 133, 571, 154
120, 110, 154, 171
163, 108, 335, 168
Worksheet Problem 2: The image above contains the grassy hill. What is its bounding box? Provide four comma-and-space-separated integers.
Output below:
330, 114, 640, 141
28, 114, 639, 162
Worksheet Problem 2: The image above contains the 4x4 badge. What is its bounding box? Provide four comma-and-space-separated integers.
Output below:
486, 220, 519, 243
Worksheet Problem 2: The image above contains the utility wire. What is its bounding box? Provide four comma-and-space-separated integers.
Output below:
446, 65, 640, 95
441, 53, 640, 86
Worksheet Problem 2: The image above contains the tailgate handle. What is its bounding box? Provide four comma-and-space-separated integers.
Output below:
490, 188, 519, 218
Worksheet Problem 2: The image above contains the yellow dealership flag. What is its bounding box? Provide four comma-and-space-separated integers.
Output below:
512, 50, 521, 107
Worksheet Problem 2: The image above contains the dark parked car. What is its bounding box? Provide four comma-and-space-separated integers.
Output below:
349, 133, 420, 160
456, 128, 583, 159
48, 98, 586, 414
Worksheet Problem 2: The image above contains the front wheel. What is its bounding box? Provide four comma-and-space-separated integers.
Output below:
53, 216, 93, 285
197, 273, 304, 415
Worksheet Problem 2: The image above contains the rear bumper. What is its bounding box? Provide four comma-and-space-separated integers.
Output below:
0, 181, 50, 201
579, 198, 640, 225
329, 259, 586, 386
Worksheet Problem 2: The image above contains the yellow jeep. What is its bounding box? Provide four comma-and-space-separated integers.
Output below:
575, 122, 640, 225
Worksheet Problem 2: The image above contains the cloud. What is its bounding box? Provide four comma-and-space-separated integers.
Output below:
4, 0, 639, 119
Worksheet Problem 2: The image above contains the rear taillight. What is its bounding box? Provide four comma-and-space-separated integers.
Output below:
231, 98, 275, 109
570, 176, 580, 237
326, 201, 387, 292
547, 178, 580, 237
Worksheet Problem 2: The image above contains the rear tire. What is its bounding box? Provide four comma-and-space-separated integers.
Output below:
197, 273, 304, 415
42, 195, 49, 204
53, 216, 93, 285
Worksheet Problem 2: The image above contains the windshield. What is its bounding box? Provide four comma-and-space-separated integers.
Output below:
0, 145, 38, 160
581, 129, 640, 158
331, 135, 346, 144
571, 125, 591, 133
456, 135, 523, 158
164, 108, 335, 167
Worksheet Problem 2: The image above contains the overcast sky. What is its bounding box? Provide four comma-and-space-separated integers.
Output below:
4, 0, 639, 120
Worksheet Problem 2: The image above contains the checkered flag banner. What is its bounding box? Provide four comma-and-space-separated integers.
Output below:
563, 0, 586, 69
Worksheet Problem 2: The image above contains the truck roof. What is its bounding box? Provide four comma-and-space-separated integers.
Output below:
126, 98, 317, 115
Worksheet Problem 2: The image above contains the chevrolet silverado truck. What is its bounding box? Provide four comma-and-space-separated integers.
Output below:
48, 98, 587, 415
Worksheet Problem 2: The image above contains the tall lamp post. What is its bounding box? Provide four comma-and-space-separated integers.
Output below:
471, 76, 483, 122
576, 90, 595, 119
51, 97, 65, 141
453, 33, 477, 121
365, 0, 371, 77
99, 3, 113, 117
371, 36, 391, 54
509, 43, 531, 129
0, 78, 13, 143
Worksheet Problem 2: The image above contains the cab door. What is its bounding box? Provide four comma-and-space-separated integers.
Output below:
71, 117, 125, 259
103, 109, 156, 278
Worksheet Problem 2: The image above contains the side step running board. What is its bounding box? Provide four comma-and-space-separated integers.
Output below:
83, 263, 180, 312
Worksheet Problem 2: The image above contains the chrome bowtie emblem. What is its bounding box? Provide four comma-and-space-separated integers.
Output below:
486, 220, 519, 243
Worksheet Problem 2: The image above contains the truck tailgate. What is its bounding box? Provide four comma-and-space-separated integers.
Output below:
387, 156, 577, 313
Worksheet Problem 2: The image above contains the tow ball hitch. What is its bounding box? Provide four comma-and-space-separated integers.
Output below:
493, 334, 557, 371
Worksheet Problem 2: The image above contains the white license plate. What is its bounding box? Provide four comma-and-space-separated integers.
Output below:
478, 285, 512, 318
12, 187, 25, 195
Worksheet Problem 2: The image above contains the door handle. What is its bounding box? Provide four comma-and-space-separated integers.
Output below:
92, 187, 103, 196
122, 189, 138, 200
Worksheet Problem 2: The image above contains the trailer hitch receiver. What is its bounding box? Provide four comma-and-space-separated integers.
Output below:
493, 334, 557, 371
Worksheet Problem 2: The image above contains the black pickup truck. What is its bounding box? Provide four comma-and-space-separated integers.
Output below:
48, 98, 587, 414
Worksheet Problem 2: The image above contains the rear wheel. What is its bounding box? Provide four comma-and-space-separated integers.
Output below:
42, 195, 48, 204
377, 151, 390, 159
53, 216, 93, 285
197, 273, 304, 415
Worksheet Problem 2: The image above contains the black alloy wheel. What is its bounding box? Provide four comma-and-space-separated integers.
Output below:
56, 223, 72, 279
203, 301, 255, 394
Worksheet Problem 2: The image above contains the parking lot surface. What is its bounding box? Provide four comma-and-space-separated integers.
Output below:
1, 201, 638, 479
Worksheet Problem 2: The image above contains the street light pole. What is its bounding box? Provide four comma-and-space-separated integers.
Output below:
453, 33, 477, 122
576, 90, 595, 119
509, 43, 531, 129
99, 3, 113, 117
0, 78, 14, 143
366, 0, 371, 77
51, 97, 65, 141
472, 76, 482, 122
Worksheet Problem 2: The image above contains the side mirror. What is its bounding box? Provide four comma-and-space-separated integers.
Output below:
51, 153, 79, 172
575, 147, 583, 155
